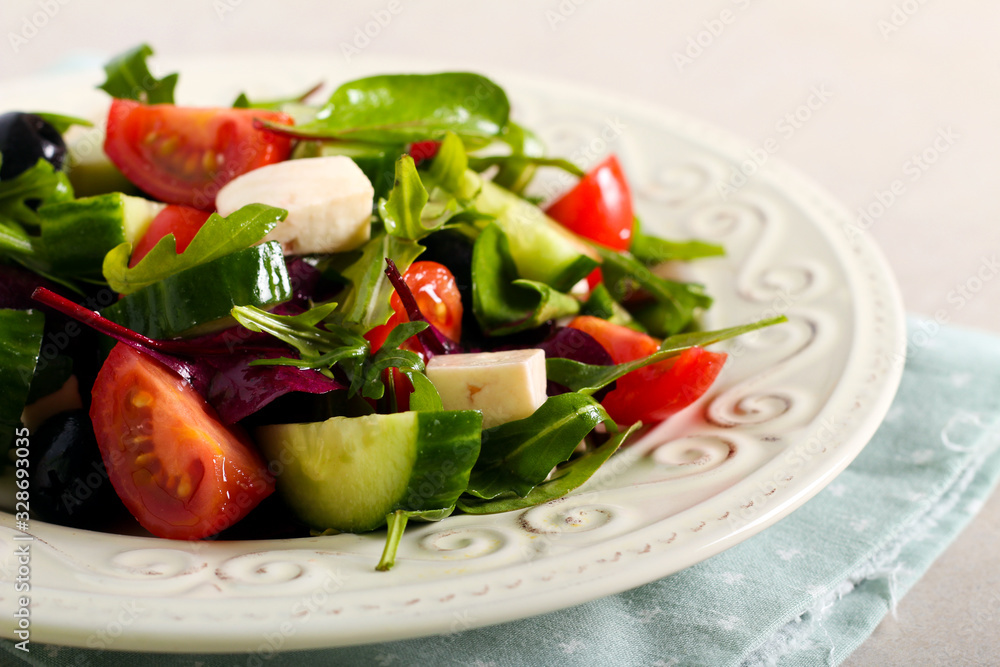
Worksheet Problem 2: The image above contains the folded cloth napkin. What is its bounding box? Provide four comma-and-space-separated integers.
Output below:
5, 318, 1000, 667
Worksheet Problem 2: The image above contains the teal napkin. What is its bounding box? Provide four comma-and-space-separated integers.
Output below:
5, 318, 1000, 666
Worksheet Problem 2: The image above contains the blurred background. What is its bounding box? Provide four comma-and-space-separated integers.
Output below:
3, 0, 998, 331
2, 1, 998, 663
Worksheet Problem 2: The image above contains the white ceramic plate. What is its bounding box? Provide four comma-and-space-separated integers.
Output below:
0, 54, 905, 652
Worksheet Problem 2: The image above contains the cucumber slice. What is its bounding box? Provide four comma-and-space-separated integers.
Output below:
474, 179, 598, 291
101, 241, 291, 339
255, 410, 482, 533
39, 192, 164, 277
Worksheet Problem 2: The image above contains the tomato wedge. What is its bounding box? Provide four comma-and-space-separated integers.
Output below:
365, 261, 463, 354
546, 154, 634, 251
129, 204, 211, 266
567, 315, 726, 425
104, 99, 293, 210
89, 343, 274, 539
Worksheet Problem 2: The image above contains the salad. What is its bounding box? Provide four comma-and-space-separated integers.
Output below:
0, 45, 781, 570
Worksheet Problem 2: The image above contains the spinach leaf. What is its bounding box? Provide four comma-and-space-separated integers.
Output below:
546, 316, 787, 395
271, 73, 510, 144
400, 370, 444, 411
471, 223, 579, 336
466, 393, 615, 500
597, 245, 712, 336
0, 309, 44, 460
103, 203, 286, 295
630, 218, 725, 264
458, 422, 641, 514
98, 44, 178, 104
335, 231, 423, 330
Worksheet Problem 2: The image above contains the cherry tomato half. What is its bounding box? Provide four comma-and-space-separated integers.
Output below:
546, 154, 634, 251
567, 315, 727, 425
129, 204, 212, 267
89, 343, 274, 539
104, 99, 294, 210
365, 261, 464, 353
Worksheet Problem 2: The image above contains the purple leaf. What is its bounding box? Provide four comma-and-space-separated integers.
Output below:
536, 327, 614, 398
205, 352, 341, 424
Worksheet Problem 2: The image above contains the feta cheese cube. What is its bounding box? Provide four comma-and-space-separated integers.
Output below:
425, 349, 547, 428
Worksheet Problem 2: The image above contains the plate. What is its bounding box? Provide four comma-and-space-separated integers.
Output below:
0, 54, 905, 652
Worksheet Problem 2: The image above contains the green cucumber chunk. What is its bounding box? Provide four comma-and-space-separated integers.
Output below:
101, 241, 291, 339
39, 192, 164, 277
473, 179, 597, 291
255, 409, 482, 533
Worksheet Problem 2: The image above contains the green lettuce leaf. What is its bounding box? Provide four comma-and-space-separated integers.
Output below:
97, 43, 178, 104
103, 203, 286, 295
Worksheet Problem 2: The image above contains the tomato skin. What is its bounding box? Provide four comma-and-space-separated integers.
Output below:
567, 315, 727, 425
104, 100, 293, 210
89, 343, 274, 540
546, 154, 634, 251
129, 205, 211, 266
365, 261, 463, 353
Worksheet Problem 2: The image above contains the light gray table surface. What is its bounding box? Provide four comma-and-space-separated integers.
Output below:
2, 1, 998, 664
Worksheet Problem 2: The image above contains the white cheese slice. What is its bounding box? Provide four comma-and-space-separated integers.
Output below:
425, 349, 547, 428
215, 155, 374, 255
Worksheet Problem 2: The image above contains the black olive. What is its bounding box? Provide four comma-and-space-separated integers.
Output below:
0, 112, 67, 180
28, 410, 126, 529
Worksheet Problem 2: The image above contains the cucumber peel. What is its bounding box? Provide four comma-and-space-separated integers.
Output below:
101, 241, 291, 338
39, 192, 164, 277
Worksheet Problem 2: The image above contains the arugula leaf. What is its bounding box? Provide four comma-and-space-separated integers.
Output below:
471, 223, 579, 336
336, 231, 423, 329
630, 218, 724, 264
30, 112, 93, 134
233, 306, 426, 402
270, 73, 510, 144
232, 302, 366, 371
466, 393, 615, 500
97, 43, 178, 104
0, 309, 44, 460
458, 422, 641, 514
345, 320, 426, 400
103, 203, 286, 295
400, 370, 444, 412
546, 316, 787, 395
597, 245, 712, 337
